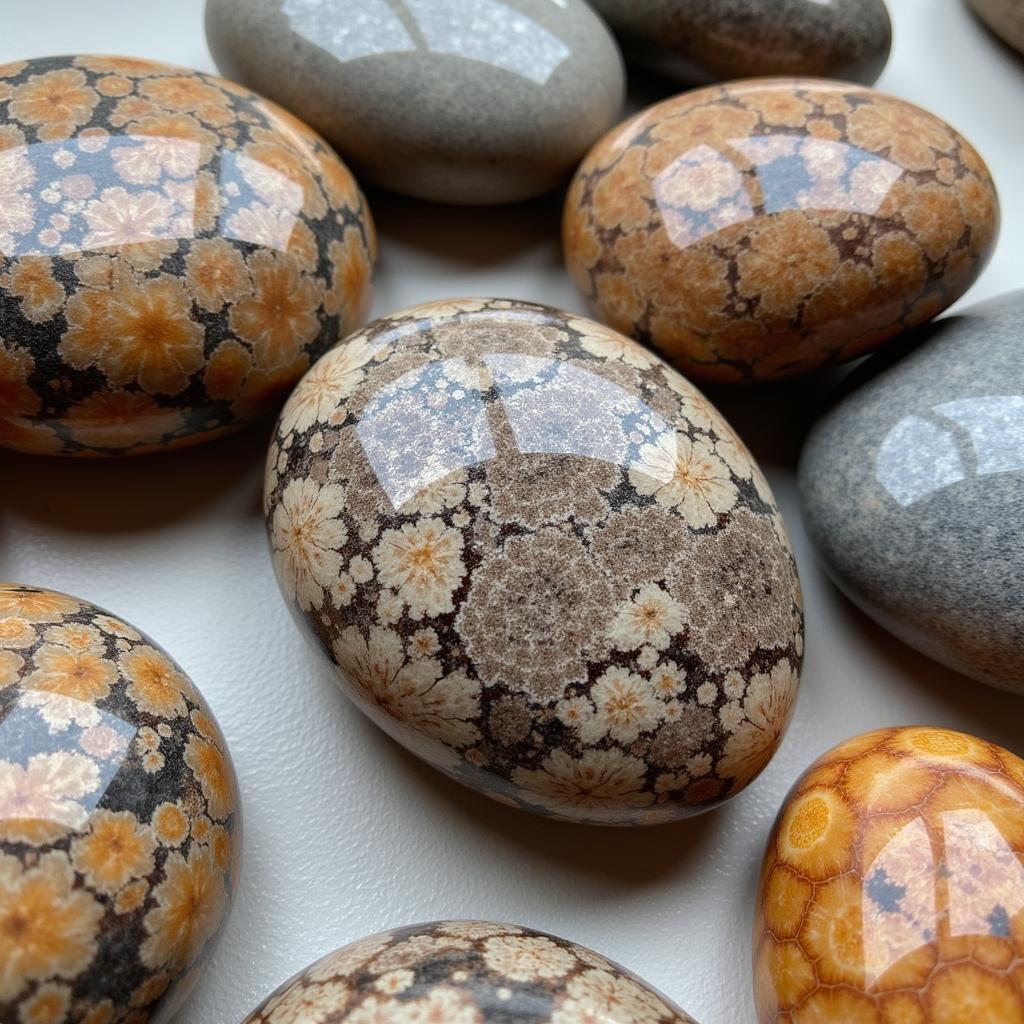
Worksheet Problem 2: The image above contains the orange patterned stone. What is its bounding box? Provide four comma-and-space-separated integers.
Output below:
754, 727, 1024, 1023
563, 80, 999, 383
0, 583, 240, 1023
0, 55, 376, 456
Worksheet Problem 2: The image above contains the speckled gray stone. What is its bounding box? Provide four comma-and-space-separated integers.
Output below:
205, 0, 625, 205
588, 0, 892, 85
799, 291, 1024, 695
969, 0, 1024, 55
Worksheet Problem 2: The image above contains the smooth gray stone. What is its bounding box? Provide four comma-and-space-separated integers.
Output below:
799, 291, 1024, 696
588, 0, 892, 86
205, 0, 625, 205
969, 0, 1024, 55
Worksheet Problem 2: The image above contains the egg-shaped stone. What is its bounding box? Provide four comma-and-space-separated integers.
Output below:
799, 291, 1024, 695
588, 0, 892, 86
0, 54, 376, 456
0, 583, 240, 1022
970, 0, 1024, 54
205, 0, 625, 205
242, 921, 700, 1024
564, 80, 999, 384
754, 726, 1024, 1022
265, 299, 803, 825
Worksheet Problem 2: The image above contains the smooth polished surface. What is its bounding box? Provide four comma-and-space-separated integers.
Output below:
564, 79, 999, 383
0, 54, 375, 456
754, 727, 1024, 1022
970, 0, 1024, 53
265, 299, 803, 825
0, 584, 240, 1023
3, 3, 1024, 1023
205, 0, 625, 205
799, 291, 1024, 695
242, 921, 699, 1024
590, 0, 892, 86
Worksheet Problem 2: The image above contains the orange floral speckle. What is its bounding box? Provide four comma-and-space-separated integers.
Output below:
565, 79, 998, 382
0, 54, 374, 456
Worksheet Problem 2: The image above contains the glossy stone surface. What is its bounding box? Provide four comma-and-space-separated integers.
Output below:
0, 583, 240, 1023
970, 0, 1024, 54
0, 55, 376, 456
242, 921, 699, 1024
205, 0, 625, 205
265, 299, 803, 825
754, 726, 1024, 1022
799, 291, 1024, 695
589, 0, 892, 86
564, 79, 999, 383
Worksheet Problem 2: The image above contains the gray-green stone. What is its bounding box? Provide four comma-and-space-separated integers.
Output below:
205, 0, 625, 205
799, 291, 1024, 695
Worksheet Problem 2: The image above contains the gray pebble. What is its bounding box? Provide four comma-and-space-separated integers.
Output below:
205, 0, 625, 205
588, 0, 891, 85
799, 291, 1024, 695
969, 0, 1024, 55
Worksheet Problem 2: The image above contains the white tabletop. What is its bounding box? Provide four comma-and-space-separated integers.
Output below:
3, 2, 1024, 1022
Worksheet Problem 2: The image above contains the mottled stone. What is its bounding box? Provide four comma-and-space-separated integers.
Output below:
589, 0, 892, 85
0, 583, 240, 1023
205, 0, 625, 205
265, 299, 803, 825
798, 291, 1024, 695
563, 79, 999, 383
242, 921, 699, 1024
970, 0, 1024, 54
754, 727, 1024, 1022
0, 55, 376, 456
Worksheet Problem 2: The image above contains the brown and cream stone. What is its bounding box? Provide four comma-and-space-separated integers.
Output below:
0, 583, 240, 1023
241, 921, 699, 1024
563, 79, 999, 383
0, 54, 376, 456
265, 299, 804, 825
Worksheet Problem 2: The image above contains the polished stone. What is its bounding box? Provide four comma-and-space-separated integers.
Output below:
799, 291, 1024, 695
755, 727, 1024, 1022
589, 0, 892, 85
0, 54, 376, 456
0, 583, 240, 1022
242, 921, 700, 1023
970, 0, 1024, 54
205, 0, 625, 205
265, 299, 803, 825
564, 79, 1000, 383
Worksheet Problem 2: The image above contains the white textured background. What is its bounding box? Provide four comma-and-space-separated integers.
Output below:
3, 2, 1024, 1022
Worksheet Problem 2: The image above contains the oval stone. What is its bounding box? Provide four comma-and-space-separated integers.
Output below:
588, 0, 892, 85
799, 291, 1024, 695
265, 299, 803, 825
754, 726, 1024, 1022
241, 921, 700, 1024
0, 583, 240, 1021
0, 54, 376, 456
205, 0, 625, 205
563, 80, 999, 383
970, 0, 1024, 55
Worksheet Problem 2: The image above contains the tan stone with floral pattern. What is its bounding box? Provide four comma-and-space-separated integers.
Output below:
563, 79, 998, 383
242, 921, 699, 1024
